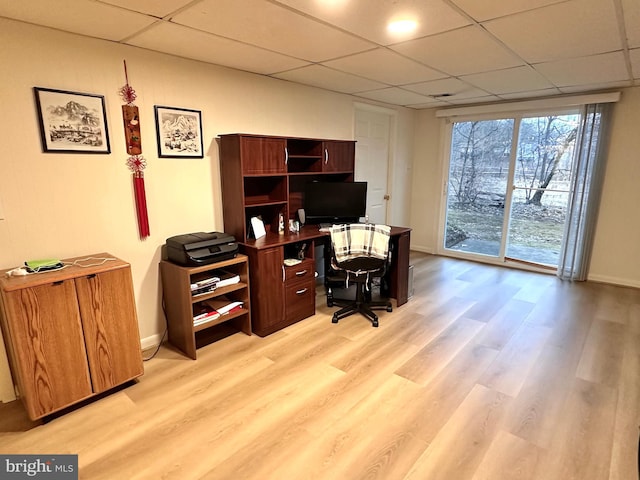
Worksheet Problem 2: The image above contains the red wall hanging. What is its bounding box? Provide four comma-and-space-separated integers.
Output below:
120, 61, 150, 239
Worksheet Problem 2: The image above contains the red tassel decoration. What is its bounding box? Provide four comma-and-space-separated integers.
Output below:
121, 61, 150, 240
127, 156, 150, 239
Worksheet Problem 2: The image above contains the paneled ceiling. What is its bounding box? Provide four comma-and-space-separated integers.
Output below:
2, 0, 638, 109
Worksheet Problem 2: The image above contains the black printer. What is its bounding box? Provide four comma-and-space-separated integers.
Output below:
166, 232, 238, 266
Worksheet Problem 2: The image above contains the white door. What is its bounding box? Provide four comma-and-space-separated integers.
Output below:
354, 107, 391, 224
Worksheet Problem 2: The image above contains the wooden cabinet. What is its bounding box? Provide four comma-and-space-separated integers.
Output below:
245, 240, 315, 337
219, 133, 356, 336
0, 254, 143, 420
219, 133, 355, 244
160, 254, 251, 359
322, 140, 355, 173
244, 247, 284, 336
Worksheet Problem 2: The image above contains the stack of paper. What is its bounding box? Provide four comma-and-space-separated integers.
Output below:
203, 299, 244, 315
190, 276, 220, 296
193, 305, 220, 326
214, 269, 241, 288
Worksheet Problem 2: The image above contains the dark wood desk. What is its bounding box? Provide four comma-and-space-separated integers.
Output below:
240, 225, 411, 336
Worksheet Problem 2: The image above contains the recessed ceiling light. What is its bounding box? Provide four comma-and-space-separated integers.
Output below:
387, 19, 418, 35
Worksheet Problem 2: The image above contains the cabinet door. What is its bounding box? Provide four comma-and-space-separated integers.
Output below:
249, 247, 285, 335
75, 268, 143, 393
2, 281, 92, 419
241, 137, 287, 174
322, 141, 355, 172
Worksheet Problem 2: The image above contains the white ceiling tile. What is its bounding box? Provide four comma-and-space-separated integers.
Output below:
170, 0, 374, 62
631, 49, 640, 78
534, 52, 630, 87
623, 0, 640, 48
323, 49, 446, 86
127, 22, 308, 75
499, 88, 562, 100
484, 0, 622, 63
445, 95, 502, 105
406, 100, 452, 109
276, 0, 471, 45
391, 26, 524, 76
460, 66, 555, 94
272, 65, 386, 94
354, 88, 434, 106
449, 0, 567, 22
98, 0, 193, 18
0, 0, 636, 108
0, 0, 155, 41
403, 77, 487, 100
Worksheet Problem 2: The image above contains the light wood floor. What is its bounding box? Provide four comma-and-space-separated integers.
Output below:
1, 252, 639, 480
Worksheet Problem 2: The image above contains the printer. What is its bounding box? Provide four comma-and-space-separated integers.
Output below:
166, 232, 238, 266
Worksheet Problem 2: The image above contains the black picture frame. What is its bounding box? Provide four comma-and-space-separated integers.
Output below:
33, 87, 110, 154
154, 105, 204, 158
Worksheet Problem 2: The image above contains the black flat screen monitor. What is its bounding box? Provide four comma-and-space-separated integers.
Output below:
304, 181, 367, 224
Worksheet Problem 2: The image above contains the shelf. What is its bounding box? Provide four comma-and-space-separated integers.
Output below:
160, 254, 251, 360
193, 309, 248, 332
244, 199, 288, 207
191, 282, 248, 303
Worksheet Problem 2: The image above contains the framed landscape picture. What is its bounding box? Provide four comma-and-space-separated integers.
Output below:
154, 105, 204, 158
34, 87, 110, 154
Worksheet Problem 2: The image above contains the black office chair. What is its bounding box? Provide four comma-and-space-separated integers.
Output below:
326, 223, 392, 327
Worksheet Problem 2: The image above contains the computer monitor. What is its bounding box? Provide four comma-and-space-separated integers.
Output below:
304, 181, 367, 224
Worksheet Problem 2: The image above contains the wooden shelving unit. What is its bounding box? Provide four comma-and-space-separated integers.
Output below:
219, 133, 355, 244
160, 254, 251, 359
218, 133, 356, 336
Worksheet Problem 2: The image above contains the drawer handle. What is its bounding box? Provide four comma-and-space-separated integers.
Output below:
295, 288, 308, 295
295, 270, 307, 276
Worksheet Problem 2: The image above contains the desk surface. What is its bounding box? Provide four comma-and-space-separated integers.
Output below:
243, 225, 411, 250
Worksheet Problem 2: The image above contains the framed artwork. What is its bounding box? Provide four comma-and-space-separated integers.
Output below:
154, 105, 204, 158
34, 87, 110, 154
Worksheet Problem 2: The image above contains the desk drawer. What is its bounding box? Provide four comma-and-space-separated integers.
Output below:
284, 279, 315, 323
283, 259, 314, 282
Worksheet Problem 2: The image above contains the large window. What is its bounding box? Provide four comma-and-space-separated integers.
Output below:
443, 110, 581, 268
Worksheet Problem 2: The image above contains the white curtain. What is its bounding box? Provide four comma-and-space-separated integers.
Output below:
557, 102, 613, 281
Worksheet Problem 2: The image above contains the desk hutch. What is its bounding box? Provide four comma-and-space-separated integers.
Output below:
218, 133, 410, 336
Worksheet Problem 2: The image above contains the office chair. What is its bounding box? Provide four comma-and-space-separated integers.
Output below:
326, 223, 392, 327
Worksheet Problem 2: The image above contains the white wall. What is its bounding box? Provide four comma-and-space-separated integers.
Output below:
0, 18, 415, 401
410, 88, 640, 288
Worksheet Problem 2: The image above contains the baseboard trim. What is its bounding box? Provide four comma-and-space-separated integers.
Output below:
410, 245, 435, 254
141, 333, 164, 351
586, 274, 640, 289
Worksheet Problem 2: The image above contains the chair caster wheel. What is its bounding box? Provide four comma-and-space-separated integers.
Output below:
332, 314, 339, 324
327, 300, 334, 307
386, 306, 393, 312
372, 320, 379, 327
